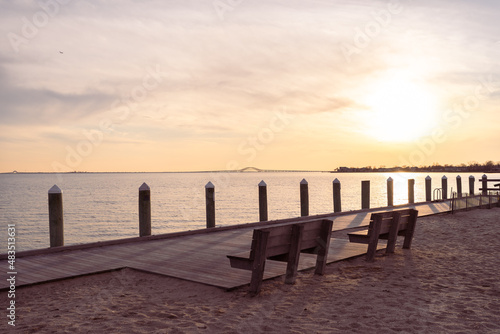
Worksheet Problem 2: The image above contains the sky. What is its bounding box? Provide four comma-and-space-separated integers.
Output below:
0, 0, 499, 172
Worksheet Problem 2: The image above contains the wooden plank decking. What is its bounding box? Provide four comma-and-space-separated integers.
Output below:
1, 201, 450, 291
5, 232, 385, 290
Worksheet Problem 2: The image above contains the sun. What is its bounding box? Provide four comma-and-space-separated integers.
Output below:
363, 74, 438, 142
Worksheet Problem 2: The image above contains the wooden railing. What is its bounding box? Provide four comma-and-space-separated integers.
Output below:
479, 175, 500, 194
450, 192, 500, 213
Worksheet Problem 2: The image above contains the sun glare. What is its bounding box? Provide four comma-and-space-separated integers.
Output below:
363, 74, 438, 142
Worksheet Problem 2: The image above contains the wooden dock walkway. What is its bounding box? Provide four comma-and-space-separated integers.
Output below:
1, 201, 451, 291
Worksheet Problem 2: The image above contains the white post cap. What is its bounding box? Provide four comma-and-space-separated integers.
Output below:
139, 182, 150, 191
48, 185, 62, 194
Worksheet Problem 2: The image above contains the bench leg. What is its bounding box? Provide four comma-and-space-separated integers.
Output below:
249, 230, 270, 295
366, 216, 382, 262
314, 219, 333, 275
285, 224, 304, 284
386, 212, 401, 254
403, 210, 418, 249
249, 262, 266, 295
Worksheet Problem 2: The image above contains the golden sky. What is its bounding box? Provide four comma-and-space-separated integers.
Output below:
0, 0, 499, 172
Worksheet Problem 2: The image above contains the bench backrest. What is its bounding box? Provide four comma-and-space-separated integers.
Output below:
369, 209, 417, 235
249, 219, 332, 259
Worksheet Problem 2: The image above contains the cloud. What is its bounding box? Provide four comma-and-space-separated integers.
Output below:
0, 66, 115, 125
0, 0, 379, 127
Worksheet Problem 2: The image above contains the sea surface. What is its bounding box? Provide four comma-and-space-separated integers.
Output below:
1, 171, 498, 252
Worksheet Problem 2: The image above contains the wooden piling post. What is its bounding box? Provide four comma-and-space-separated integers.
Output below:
408, 179, 415, 204
300, 179, 309, 217
441, 176, 448, 200
482, 174, 488, 195
138, 182, 151, 237
387, 177, 393, 207
361, 180, 370, 209
456, 175, 462, 198
469, 175, 475, 196
205, 181, 215, 228
425, 176, 432, 202
332, 178, 341, 212
48, 185, 64, 247
258, 180, 268, 221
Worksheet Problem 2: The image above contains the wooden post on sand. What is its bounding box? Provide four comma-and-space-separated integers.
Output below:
441, 176, 448, 200
333, 178, 341, 212
300, 179, 309, 216
408, 179, 415, 204
138, 182, 151, 237
456, 175, 462, 198
482, 174, 488, 195
361, 180, 370, 209
387, 177, 393, 207
48, 185, 64, 247
469, 175, 475, 195
425, 176, 432, 202
258, 180, 268, 221
205, 182, 215, 228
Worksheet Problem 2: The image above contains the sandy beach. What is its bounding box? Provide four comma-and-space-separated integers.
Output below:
8, 207, 500, 333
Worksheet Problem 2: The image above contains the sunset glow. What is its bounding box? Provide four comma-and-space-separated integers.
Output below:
363, 73, 439, 142
0, 0, 499, 172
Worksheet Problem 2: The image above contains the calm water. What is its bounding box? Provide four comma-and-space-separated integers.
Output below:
1, 172, 497, 251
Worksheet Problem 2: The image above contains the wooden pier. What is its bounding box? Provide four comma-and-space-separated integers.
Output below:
1, 201, 451, 291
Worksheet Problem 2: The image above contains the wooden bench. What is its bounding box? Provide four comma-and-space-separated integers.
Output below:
227, 219, 333, 295
347, 209, 418, 262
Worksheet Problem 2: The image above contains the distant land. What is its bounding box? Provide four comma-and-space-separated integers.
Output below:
335, 161, 500, 173
2, 161, 500, 174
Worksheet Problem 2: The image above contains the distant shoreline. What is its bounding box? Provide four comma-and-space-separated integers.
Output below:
0, 170, 331, 175
1, 170, 499, 175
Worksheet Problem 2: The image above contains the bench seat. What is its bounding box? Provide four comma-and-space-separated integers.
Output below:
347, 229, 407, 244
227, 251, 253, 270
